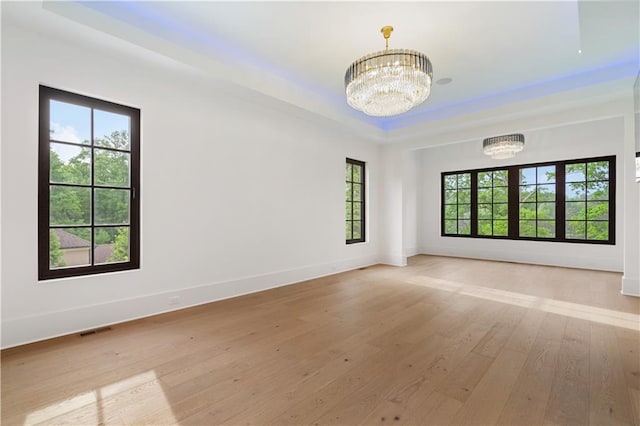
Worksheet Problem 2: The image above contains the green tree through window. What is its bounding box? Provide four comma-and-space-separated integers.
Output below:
49, 230, 65, 268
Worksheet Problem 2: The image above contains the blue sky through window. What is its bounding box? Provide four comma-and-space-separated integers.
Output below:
50, 100, 130, 161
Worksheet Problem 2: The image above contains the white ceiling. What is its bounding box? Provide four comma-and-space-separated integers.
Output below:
5, 1, 640, 134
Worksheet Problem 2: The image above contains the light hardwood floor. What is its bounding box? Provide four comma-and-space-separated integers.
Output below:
2, 255, 639, 425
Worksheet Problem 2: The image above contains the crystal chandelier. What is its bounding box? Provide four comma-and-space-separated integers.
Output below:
344, 26, 433, 117
483, 134, 525, 160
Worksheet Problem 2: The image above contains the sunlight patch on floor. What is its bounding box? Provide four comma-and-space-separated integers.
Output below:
23, 370, 176, 425
409, 276, 640, 331
23, 390, 98, 425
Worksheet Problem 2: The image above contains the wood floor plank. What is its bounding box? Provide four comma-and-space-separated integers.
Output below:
589, 324, 635, 425
367, 301, 441, 347
543, 318, 591, 426
263, 342, 424, 425
504, 309, 548, 354
2, 255, 638, 426
309, 324, 485, 426
471, 304, 526, 358
436, 351, 494, 403
616, 336, 640, 391
616, 336, 640, 423
220, 341, 382, 425
138, 348, 297, 425
629, 387, 640, 426
497, 313, 567, 425
355, 321, 491, 425
361, 390, 462, 426
450, 348, 528, 425
308, 338, 448, 425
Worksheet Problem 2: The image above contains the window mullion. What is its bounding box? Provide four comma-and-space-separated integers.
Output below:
493, 173, 498, 236
361, 164, 366, 242
90, 108, 95, 266
441, 174, 446, 236
470, 172, 478, 236
556, 163, 566, 241
39, 95, 51, 277
507, 166, 519, 238
350, 195, 355, 239
609, 159, 616, 244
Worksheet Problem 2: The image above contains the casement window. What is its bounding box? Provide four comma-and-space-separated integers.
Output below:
39, 86, 140, 280
478, 170, 509, 237
441, 156, 615, 244
564, 160, 612, 241
443, 172, 471, 235
346, 158, 365, 244
519, 165, 556, 238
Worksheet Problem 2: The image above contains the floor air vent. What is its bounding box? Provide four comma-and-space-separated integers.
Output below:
79, 326, 112, 337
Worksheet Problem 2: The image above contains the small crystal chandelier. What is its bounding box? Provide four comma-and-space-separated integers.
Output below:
344, 26, 433, 117
483, 134, 525, 160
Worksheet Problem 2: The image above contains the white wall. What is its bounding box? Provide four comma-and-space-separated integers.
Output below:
1, 21, 380, 348
378, 147, 419, 265
417, 116, 626, 272
622, 95, 640, 295
378, 146, 405, 266
403, 151, 419, 257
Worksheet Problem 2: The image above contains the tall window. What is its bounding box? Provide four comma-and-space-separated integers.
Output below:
519, 165, 556, 238
39, 86, 140, 280
443, 173, 471, 235
478, 170, 508, 236
565, 160, 611, 241
346, 158, 365, 244
441, 156, 615, 244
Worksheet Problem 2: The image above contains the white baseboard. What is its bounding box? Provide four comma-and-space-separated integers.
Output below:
417, 246, 622, 272
1, 254, 378, 349
378, 254, 407, 267
621, 276, 640, 297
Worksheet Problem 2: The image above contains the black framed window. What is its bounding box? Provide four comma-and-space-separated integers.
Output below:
441, 155, 615, 244
565, 160, 611, 241
519, 165, 556, 238
346, 158, 365, 244
39, 86, 140, 280
443, 172, 471, 235
478, 170, 508, 236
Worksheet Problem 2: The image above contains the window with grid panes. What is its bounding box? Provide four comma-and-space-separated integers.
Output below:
346, 158, 365, 244
565, 160, 611, 241
519, 165, 556, 238
477, 170, 509, 236
440, 156, 614, 244
39, 86, 140, 280
442, 172, 471, 235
